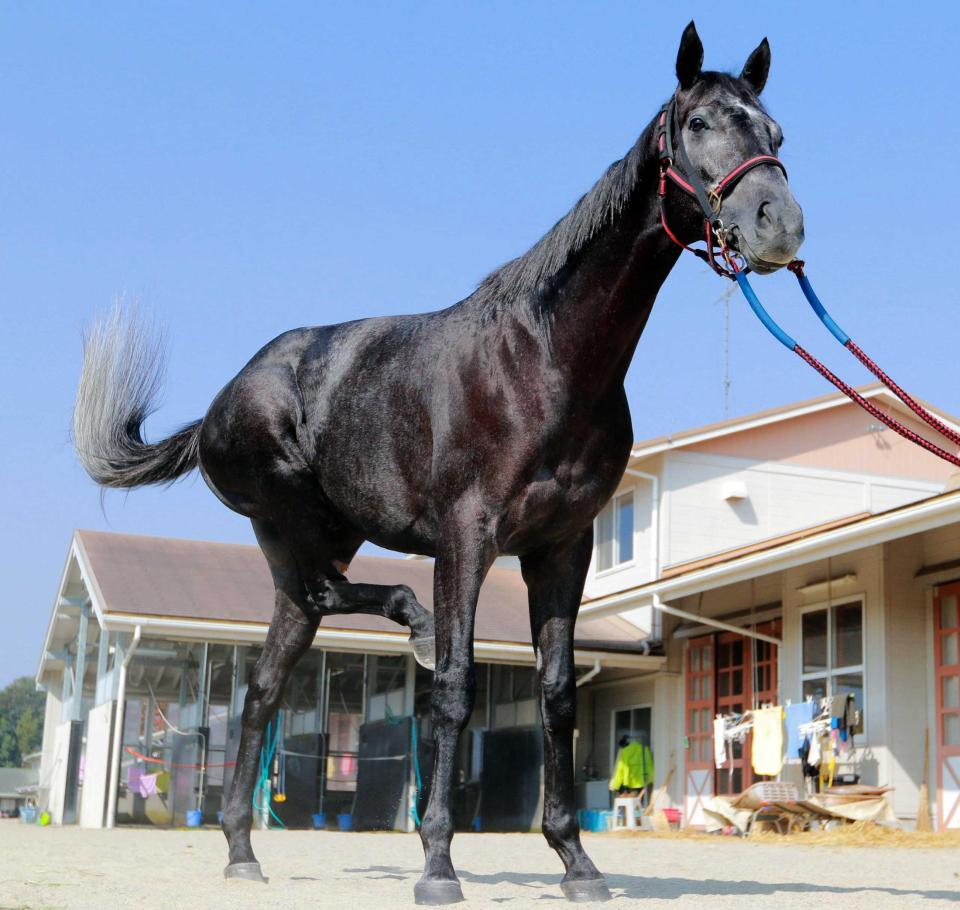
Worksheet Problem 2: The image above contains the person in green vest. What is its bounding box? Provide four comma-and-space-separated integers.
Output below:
609, 734, 654, 800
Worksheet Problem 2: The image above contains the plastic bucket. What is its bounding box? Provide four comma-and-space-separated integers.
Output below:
312, 812, 327, 830
19, 806, 36, 824
186, 809, 203, 827
337, 812, 353, 832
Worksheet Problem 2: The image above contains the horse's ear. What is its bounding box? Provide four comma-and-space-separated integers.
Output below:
675, 21, 704, 89
740, 37, 771, 95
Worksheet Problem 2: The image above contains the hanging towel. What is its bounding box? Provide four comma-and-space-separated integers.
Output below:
138, 772, 158, 799
713, 717, 728, 769
785, 701, 815, 761
751, 706, 785, 777
127, 765, 143, 791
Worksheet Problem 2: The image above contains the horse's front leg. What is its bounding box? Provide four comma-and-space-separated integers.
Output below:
415, 509, 494, 906
521, 530, 612, 903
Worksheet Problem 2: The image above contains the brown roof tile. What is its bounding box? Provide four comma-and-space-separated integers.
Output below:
75, 530, 642, 651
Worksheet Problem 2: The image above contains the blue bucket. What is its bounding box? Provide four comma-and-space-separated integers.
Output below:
312, 812, 327, 829
186, 809, 202, 827
337, 812, 352, 832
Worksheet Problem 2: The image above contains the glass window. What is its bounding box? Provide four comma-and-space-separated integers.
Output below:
617, 496, 634, 563
596, 505, 614, 572
801, 601, 865, 733
942, 595, 958, 630
595, 491, 635, 571
802, 610, 828, 673
833, 603, 863, 668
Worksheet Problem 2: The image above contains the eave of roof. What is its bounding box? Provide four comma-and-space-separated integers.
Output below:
579, 488, 960, 620
629, 383, 960, 461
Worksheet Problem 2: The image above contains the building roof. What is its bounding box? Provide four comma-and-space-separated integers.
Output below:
629, 382, 960, 460
70, 529, 647, 657
0, 768, 37, 797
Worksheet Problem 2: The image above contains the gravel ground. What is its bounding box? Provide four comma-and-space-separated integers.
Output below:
1, 822, 959, 909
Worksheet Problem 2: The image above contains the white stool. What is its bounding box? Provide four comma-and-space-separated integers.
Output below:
612, 796, 640, 829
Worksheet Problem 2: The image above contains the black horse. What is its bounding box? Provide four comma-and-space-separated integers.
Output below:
74, 23, 802, 905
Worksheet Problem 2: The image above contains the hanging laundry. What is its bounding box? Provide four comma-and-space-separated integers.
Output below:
713, 717, 728, 769
808, 731, 822, 768
751, 706, 785, 777
829, 693, 848, 724
784, 701, 815, 761
138, 772, 159, 799
155, 770, 171, 795
127, 764, 143, 792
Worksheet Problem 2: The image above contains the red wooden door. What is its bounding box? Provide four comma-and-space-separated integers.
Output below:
935, 583, 960, 829
714, 632, 753, 795
684, 636, 714, 827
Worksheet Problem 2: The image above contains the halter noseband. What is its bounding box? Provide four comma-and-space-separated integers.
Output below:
657, 96, 787, 278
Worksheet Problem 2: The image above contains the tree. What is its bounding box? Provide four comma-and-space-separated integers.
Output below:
0, 677, 45, 766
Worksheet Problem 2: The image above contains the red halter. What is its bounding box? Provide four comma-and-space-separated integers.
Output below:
656, 98, 787, 278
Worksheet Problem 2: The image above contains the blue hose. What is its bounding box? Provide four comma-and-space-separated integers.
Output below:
410, 719, 423, 828
253, 712, 286, 829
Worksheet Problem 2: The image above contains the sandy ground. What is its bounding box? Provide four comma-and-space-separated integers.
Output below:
2, 822, 960, 910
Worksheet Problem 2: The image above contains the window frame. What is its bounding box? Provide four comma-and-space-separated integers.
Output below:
594, 488, 637, 576
798, 594, 867, 735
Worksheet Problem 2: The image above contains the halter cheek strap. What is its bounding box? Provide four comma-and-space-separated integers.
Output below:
656, 98, 787, 279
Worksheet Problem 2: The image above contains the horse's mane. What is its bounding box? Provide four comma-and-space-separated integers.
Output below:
468, 117, 657, 309
468, 73, 752, 312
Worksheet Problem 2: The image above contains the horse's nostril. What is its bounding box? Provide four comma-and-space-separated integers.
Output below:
757, 201, 772, 224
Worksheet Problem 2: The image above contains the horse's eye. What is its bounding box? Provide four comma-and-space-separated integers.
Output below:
689, 117, 707, 133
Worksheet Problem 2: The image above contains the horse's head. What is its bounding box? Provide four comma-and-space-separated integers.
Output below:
662, 22, 804, 274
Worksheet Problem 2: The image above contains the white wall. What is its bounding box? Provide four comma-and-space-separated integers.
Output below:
661, 451, 938, 569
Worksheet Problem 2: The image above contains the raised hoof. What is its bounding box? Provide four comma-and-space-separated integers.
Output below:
561, 877, 612, 903
224, 862, 269, 884
411, 634, 436, 671
414, 879, 464, 905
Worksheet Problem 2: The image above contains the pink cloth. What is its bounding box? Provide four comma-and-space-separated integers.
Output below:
138, 772, 158, 799
127, 765, 143, 790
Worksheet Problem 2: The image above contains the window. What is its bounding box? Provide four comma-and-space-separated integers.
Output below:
800, 599, 865, 733
596, 491, 634, 572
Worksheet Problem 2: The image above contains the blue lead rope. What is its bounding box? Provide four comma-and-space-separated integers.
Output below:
793, 270, 850, 346
732, 264, 960, 468
734, 270, 796, 350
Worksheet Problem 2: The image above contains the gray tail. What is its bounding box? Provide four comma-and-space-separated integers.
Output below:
73, 306, 201, 489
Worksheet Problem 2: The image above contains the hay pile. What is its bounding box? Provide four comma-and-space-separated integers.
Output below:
612, 819, 960, 848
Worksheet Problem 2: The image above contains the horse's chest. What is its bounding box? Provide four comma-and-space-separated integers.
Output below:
501, 435, 629, 551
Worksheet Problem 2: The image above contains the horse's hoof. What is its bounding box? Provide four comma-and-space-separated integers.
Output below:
411, 634, 436, 671
224, 862, 269, 884
414, 878, 464, 905
561, 877, 612, 903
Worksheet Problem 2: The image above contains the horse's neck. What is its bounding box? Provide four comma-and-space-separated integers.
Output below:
538, 173, 682, 391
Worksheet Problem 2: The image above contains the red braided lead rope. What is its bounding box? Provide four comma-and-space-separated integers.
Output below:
844, 340, 960, 448
794, 346, 960, 468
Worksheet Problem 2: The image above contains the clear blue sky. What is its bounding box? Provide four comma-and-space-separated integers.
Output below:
3, 2, 959, 686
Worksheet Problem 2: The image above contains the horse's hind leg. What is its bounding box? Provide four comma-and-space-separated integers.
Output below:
322, 578, 436, 668
521, 531, 611, 903
222, 519, 322, 882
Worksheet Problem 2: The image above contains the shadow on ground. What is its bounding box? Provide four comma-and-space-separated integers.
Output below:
341, 865, 960, 903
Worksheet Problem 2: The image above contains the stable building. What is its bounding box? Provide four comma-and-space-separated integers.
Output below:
34, 530, 657, 830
